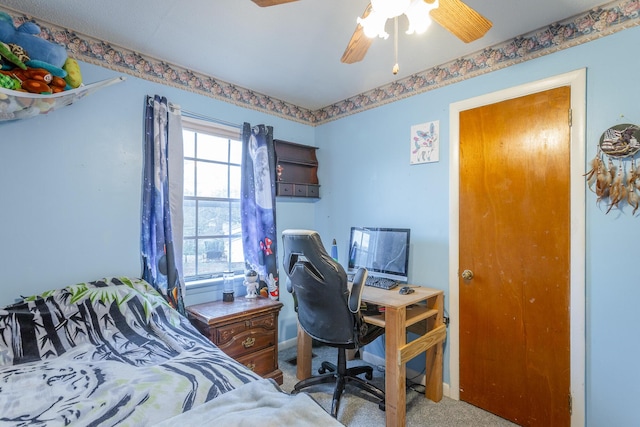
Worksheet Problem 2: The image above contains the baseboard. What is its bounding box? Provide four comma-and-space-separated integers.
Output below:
362, 350, 451, 399
278, 337, 297, 351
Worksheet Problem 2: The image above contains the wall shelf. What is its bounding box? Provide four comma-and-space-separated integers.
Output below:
274, 139, 319, 199
0, 76, 125, 122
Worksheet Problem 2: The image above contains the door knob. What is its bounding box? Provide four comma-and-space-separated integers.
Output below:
461, 269, 474, 280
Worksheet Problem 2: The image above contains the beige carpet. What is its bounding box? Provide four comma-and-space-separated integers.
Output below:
278, 344, 519, 427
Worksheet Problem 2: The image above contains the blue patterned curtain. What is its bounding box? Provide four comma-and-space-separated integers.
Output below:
141, 95, 185, 314
241, 123, 279, 300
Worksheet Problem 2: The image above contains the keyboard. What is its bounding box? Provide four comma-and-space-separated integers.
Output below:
364, 276, 399, 290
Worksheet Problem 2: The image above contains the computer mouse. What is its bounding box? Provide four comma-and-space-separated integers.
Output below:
399, 286, 414, 295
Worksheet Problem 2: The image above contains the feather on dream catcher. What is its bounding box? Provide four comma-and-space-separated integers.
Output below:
585, 123, 640, 214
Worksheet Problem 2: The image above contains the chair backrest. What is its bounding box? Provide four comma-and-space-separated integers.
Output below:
282, 229, 360, 345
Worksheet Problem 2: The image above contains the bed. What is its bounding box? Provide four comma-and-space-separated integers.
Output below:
0, 277, 342, 426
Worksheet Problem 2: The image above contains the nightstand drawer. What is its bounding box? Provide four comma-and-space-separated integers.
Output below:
215, 311, 276, 340
236, 346, 277, 377
217, 326, 276, 358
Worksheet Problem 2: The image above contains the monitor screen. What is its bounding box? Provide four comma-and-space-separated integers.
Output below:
347, 227, 411, 282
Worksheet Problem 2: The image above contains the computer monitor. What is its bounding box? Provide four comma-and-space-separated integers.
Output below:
347, 227, 411, 283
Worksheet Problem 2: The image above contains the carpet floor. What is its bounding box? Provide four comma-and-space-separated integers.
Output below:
278, 344, 519, 426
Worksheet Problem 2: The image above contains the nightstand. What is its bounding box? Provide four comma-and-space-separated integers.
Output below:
187, 297, 283, 385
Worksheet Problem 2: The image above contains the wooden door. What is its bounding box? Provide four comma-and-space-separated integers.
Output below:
458, 87, 571, 426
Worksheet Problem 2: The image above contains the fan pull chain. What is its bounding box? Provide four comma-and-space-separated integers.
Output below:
392, 16, 399, 75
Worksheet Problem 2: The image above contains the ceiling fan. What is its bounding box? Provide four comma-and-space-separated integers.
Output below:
251, 0, 492, 64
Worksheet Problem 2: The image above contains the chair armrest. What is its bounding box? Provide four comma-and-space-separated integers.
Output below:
348, 267, 368, 313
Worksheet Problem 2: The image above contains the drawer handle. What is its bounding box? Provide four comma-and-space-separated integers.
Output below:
246, 363, 256, 371
242, 337, 256, 348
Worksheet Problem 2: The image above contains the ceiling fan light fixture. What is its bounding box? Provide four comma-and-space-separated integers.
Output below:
342, 0, 492, 65
358, 10, 390, 39
405, 0, 438, 34
371, 0, 411, 18
359, 0, 440, 39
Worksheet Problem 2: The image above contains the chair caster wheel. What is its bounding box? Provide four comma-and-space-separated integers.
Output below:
318, 367, 326, 374
365, 372, 373, 380
378, 401, 386, 411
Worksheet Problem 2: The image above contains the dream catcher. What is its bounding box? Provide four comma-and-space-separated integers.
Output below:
585, 123, 640, 214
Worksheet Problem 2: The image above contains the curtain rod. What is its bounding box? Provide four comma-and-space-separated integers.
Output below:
169, 102, 242, 130
146, 96, 242, 130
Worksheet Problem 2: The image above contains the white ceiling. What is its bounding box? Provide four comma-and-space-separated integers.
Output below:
1, 0, 610, 110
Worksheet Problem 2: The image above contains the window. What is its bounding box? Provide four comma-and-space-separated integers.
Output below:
182, 117, 244, 281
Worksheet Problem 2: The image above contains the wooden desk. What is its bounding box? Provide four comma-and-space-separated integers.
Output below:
296, 285, 446, 427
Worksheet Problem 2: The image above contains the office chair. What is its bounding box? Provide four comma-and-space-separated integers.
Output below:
281, 229, 385, 418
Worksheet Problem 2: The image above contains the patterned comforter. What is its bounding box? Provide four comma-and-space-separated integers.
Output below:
0, 277, 338, 426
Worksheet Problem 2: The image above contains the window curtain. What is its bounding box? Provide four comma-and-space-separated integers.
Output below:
241, 123, 279, 300
141, 95, 186, 314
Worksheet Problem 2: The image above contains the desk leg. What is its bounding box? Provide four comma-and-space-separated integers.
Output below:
425, 293, 444, 402
424, 322, 444, 401
385, 306, 407, 427
296, 322, 312, 380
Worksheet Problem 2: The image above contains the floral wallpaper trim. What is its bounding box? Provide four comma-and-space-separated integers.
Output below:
4, 0, 639, 126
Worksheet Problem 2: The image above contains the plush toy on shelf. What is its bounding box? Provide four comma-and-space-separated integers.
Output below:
63, 57, 82, 88
0, 12, 66, 74
0, 73, 20, 90
0, 41, 26, 70
0, 66, 68, 93
0, 11, 83, 94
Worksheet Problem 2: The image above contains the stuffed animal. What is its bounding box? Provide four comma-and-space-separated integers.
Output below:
0, 42, 26, 70
63, 57, 82, 88
244, 270, 260, 299
0, 67, 67, 94
0, 12, 67, 76
266, 273, 279, 300
0, 73, 20, 90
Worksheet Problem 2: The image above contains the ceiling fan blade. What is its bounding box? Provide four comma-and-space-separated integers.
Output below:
341, 3, 374, 64
428, 0, 492, 43
251, 0, 299, 7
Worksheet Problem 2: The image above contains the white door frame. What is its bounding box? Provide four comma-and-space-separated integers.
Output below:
448, 68, 586, 426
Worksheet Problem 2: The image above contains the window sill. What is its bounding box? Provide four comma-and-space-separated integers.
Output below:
186, 277, 224, 290
184, 275, 245, 306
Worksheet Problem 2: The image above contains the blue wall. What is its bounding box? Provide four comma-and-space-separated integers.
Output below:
1, 25, 639, 426
314, 27, 640, 426
0, 63, 315, 333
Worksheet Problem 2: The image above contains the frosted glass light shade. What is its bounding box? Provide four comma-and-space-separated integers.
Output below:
358, 10, 390, 39
405, 0, 438, 34
371, 0, 411, 19
359, 0, 440, 39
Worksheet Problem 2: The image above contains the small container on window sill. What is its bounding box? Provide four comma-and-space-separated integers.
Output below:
222, 271, 235, 302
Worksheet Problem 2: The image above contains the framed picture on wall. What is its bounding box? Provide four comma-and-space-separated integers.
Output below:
410, 120, 439, 164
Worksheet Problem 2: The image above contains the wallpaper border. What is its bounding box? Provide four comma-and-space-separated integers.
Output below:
2, 0, 639, 126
